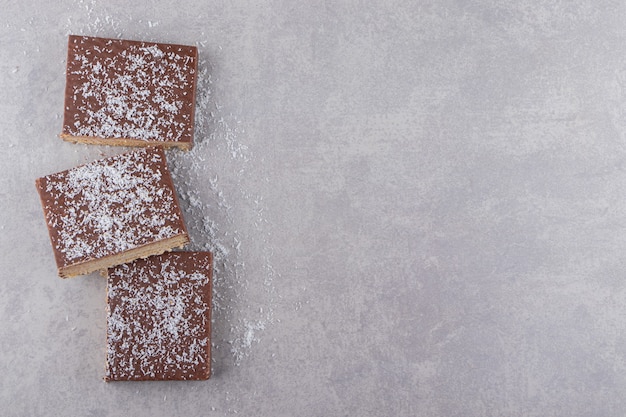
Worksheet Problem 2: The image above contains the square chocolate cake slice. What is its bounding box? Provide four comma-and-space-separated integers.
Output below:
35, 147, 189, 278
105, 252, 213, 381
61, 35, 198, 150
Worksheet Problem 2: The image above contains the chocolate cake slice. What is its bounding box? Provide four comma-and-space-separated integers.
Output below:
61, 35, 198, 150
105, 252, 213, 381
35, 147, 189, 278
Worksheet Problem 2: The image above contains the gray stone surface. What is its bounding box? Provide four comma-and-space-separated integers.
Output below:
2, 0, 626, 415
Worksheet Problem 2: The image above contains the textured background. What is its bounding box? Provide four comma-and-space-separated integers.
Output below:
2, 1, 626, 416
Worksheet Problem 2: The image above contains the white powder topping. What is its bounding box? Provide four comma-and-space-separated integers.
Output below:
39, 147, 185, 266
106, 253, 211, 380
64, 36, 196, 143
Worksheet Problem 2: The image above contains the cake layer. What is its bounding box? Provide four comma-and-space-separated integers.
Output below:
35, 147, 189, 277
61, 35, 198, 150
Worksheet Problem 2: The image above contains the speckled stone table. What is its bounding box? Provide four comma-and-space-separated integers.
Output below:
3, 1, 626, 416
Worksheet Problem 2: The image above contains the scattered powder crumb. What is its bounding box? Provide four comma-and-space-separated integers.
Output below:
168, 56, 279, 366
